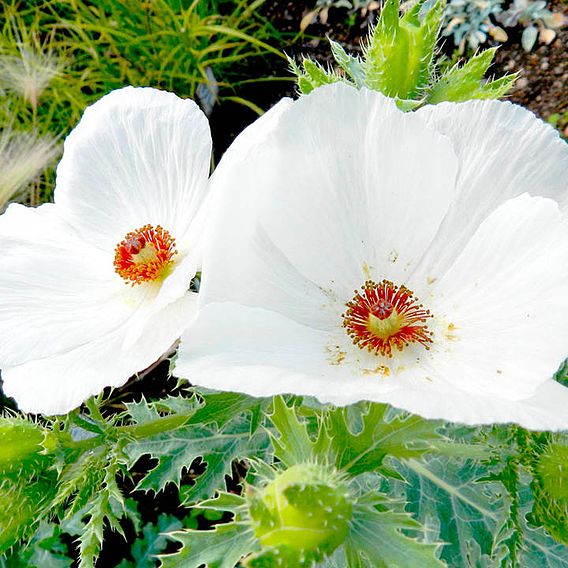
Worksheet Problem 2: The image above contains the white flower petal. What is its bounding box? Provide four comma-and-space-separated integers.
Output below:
0, 203, 145, 367
372, 378, 568, 431
180, 88, 568, 430
414, 99, 568, 280
175, 302, 568, 431
200, 84, 458, 326
430, 194, 568, 400
176, 302, 400, 400
2, 293, 197, 414
55, 86, 211, 252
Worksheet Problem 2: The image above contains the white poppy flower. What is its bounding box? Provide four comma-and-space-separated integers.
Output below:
0, 87, 211, 414
175, 83, 568, 430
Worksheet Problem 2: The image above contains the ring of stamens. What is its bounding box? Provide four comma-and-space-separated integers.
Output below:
114, 224, 177, 286
342, 279, 432, 357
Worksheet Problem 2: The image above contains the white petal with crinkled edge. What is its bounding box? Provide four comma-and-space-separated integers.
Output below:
0, 203, 149, 367
199, 84, 458, 326
425, 194, 568, 400
55, 86, 212, 253
2, 293, 197, 415
413, 99, 568, 282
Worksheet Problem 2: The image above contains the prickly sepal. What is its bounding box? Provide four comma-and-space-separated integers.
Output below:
531, 442, 568, 545
426, 48, 517, 103
363, 0, 445, 99
247, 463, 352, 564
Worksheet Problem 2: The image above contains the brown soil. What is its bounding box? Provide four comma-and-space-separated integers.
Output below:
493, 0, 567, 135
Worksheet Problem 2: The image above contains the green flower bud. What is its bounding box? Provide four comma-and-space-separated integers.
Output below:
248, 463, 352, 561
536, 442, 568, 501
531, 442, 568, 545
0, 418, 55, 475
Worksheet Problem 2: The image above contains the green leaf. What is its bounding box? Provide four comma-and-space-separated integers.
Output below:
327, 403, 443, 475
119, 515, 182, 568
76, 457, 129, 568
427, 48, 516, 104
159, 523, 256, 568
268, 397, 318, 466
393, 456, 509, 567
519, 524, 568, 568
363, 0, 445, 99
52, 446, 107, 518
2, 522, 72, 568
344, 495, 443, 567
127, 412, 267, 504
196, 492, 247, 514
191, 392, 261, 429
123, 391, 266, 503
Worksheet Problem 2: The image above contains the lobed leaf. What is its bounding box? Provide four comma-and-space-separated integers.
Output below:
344, 498, 444, 567
327, 403, 444, 475
159, 523, 256, 568
392, 456, 509, 567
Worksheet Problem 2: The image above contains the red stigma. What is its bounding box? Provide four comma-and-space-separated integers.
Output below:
371, 298, 393, 320
124, 235, 146, 255
114, 224, 177, 285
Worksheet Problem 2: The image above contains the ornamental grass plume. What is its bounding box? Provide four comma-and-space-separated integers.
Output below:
0, 44, 64, 109
175, 82, 568, 431
0, 87, 213, 414
0, 128, 59, 211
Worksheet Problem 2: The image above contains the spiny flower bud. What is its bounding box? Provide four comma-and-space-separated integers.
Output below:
536, 442, 568, 501
247, 463, 352, 561
0, 418, 55, 475
532, 441, 568, 545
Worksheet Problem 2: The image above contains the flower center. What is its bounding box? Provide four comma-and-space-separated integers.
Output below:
342, 279, 433, 357
113, 224, 177, 285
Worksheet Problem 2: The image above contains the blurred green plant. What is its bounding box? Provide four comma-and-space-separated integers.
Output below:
0, 0, 285, 203
548, 110, 568, 139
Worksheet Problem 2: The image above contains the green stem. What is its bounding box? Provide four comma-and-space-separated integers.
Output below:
64, 407, 195, 453
117, 411, 193, 439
